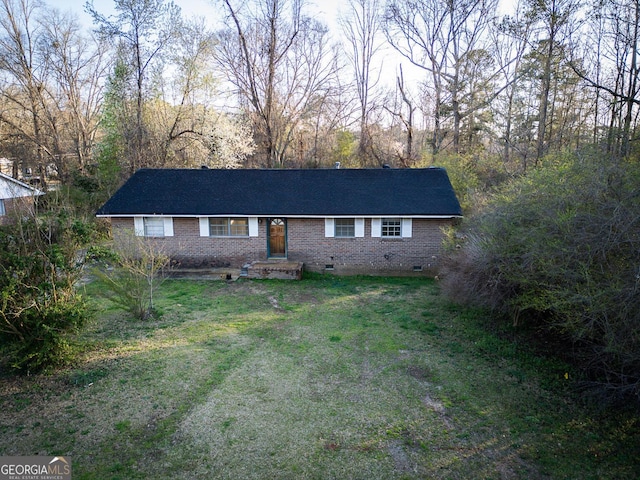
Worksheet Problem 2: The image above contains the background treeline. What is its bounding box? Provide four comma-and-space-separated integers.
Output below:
1, 0, 638, 201
0, 0, 639, 402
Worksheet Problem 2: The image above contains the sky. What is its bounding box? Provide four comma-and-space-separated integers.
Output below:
48, 0, 516, 96
51, 0, 515, 31
51, 0, 339, 33
50, 0, 417, 90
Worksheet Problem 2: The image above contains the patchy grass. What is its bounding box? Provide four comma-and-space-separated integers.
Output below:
1, 275, 638, 479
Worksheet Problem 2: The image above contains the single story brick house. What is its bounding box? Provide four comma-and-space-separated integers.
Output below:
0, 172, 43, 226
96, 167, 462, 276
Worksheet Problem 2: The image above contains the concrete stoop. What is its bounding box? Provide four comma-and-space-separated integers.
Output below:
169, 261, 304, 281
242, 261, 304, 280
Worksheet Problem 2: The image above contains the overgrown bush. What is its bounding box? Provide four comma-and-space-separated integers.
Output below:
0, 208, 91, 372
440, 151, 640, 402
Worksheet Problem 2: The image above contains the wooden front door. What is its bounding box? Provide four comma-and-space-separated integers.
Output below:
268, 218, 286, 257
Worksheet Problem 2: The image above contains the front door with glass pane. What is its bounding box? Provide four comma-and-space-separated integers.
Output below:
268, 218, 286, 258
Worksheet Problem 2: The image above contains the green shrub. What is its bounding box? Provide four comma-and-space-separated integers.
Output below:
440, 151, 640, 402
0, 214, 91, 372
1, 279, 87, 371
86, 244, 119, 263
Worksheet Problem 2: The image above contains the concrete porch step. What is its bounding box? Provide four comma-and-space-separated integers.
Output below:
242, 261, 304, 280
168, 261, 304, 281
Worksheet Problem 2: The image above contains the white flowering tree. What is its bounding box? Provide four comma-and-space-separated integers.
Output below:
200, 111, 255, 169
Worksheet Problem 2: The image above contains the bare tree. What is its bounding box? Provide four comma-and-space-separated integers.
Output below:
150, 17, 222, 166
94, 228, 170, 320
39, 9, 107, 179
290, 49, 355, 167
339, 0, 384, 165
0, 0, 49, 184
86, 0, 182, 173
384, 0, 498, 159
612, 0, 640, 157
522, 0, 581, 164
218, 0, 337, 167
0, 0, 105, 184
492, 2, 535, 169
573, 0, 640, 157
383, 65, 417, 166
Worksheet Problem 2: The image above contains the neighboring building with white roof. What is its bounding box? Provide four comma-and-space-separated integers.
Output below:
0, 171, 44, 225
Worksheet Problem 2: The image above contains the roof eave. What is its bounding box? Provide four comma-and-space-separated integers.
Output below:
96, 213, 462, 219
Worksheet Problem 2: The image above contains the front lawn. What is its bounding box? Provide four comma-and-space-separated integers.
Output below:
1, 275, 638, 478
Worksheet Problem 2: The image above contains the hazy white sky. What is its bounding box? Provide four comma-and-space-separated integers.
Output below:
50, 0, 414, 88
52, 0, 216, 27
51, 0, 515, 26
48, 0, 515, 93
50, 0, 339, 30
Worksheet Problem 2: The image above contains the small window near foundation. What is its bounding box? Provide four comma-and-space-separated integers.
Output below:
325, 264, 334, 270
413, 265, 423, 272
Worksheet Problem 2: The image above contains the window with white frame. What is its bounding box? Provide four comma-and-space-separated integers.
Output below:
372, 218, 412, 238
325, 218, 364, 238
381, 218, 402, 237
209, 217, 249, 237
0, 199, 5, 216
334, 218, 355, 237
134, 216, 173, 237
144, 217, 165, 237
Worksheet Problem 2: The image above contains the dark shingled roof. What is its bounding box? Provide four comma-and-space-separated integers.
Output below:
96, 167, 462, 217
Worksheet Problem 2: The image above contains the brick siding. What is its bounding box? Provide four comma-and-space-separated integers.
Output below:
110, 216, 454, 276
0, 197, 33, 226
286, 218, 451, 276
111, 217, 267, 268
